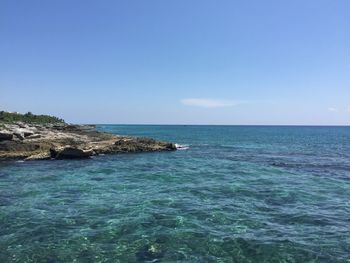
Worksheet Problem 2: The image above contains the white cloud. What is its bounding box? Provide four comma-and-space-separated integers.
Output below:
180, 98, 240, 108
328, 107, 338, 112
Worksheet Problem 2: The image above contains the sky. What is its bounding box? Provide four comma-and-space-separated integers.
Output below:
1, 0, 350, 125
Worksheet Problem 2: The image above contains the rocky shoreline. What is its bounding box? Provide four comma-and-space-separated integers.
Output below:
0, 122, 176, 160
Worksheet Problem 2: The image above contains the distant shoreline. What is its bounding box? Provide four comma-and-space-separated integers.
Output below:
94, 124, 350, 127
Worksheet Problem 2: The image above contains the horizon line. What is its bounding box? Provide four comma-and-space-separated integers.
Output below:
77, 123, 350, 127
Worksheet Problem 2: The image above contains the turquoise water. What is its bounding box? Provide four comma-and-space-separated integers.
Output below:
1, 125, 350, 262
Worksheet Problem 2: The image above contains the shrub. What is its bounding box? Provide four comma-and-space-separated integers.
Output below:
0, 111, 65, 124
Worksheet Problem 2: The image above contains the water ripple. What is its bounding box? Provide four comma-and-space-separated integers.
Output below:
1, 125, 350, 262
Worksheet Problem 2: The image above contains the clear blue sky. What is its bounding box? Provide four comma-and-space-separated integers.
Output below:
1, 0, 349, 125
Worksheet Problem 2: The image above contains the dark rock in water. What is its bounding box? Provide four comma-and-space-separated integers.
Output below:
136, 243, 164, 262
271, 162, 289, 167
50, 146, 94, 159
114, 138, 176, 152
0, 131, 13, 141
90, 177, 104, 181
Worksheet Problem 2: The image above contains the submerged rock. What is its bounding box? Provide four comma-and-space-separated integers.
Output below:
136, 243, 164, 262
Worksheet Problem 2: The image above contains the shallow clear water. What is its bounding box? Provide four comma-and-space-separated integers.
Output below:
1, 125, 350, 262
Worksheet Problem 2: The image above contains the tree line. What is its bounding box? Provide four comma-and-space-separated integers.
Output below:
0, 111, 65, 124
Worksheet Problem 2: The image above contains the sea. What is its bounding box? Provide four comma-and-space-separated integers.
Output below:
0, 125, 349, 262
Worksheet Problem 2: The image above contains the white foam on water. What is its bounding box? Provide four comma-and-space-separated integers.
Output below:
175, 143, 189, 150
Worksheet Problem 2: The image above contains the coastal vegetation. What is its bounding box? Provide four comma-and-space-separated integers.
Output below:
0, 111, 65, 124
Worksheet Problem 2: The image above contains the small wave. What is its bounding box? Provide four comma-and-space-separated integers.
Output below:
16, 160, 25, 163
175, 143, 189, 150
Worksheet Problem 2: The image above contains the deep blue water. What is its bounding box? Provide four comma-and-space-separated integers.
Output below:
1, 125, 350, 262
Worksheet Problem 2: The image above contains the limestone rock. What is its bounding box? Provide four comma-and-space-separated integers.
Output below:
50, 146, 94, 159
25, 152, 51, 161
13, 133, 24, 140
26, 134, 41, 139
0, 122, 176, 160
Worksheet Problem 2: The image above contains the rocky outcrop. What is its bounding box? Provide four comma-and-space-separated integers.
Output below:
0, 122, 176, 160
50, 146, 94, 159
114, 138, 175, 152
0, 131, 13, 141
